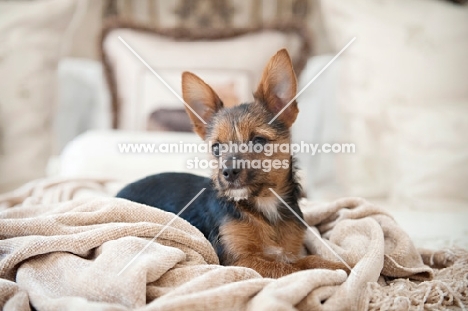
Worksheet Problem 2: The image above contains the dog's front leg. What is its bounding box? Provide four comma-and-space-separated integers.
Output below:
233, 255, 302, 278
293, 255, 351, 275
233, 255, 350, 278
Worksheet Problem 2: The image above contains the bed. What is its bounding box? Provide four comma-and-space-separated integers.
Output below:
1, 0, 467, 310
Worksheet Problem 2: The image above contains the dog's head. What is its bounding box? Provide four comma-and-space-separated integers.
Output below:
182, 49, 299, 201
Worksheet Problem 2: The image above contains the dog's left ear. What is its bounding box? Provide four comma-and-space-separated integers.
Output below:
254, 49, 298, 127
182, 72, 224, 139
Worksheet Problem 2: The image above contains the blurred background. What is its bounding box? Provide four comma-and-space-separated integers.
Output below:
0, 0, 467, 247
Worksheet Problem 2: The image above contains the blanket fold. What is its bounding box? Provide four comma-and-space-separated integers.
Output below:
0, 178, 466, 310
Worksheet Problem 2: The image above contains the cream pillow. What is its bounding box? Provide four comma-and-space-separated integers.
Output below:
321, 0, 468, 204
59, 130, 208, 182
0, 0, 77, 193
102, 27, 306, 129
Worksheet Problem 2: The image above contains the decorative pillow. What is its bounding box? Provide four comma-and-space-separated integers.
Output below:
320, 0, 468, 205
147, 109, 192, 132
0, 0, 77, 193
101, 22, 311, 129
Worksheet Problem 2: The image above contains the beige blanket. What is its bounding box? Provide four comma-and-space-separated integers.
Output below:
0, 178, 467, 310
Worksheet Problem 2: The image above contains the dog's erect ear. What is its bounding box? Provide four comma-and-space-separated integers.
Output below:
182, 72, 223, 139
254, 49, 298, 127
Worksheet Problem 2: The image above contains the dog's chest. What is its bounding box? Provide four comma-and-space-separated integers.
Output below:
254, 196, 281, 223
219, 210, 305, 264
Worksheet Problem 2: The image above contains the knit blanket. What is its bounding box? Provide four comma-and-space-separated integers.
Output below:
0, 178, 466, 310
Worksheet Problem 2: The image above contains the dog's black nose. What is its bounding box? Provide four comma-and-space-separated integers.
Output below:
222, 167, 241, 182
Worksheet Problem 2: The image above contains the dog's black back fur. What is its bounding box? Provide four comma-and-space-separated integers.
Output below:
116, 172, 241, 260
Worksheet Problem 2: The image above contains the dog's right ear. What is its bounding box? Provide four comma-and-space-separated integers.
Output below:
182, 72, 223, 139
254, 49, 298, 128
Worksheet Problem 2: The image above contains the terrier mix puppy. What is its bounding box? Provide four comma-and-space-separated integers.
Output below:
117, 49, 349, 278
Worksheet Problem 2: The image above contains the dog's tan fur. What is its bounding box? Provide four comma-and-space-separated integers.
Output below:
181, 49, 350, 278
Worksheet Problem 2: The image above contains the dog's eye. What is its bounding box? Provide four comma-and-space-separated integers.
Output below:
212, 143, 221, 157
252, 136, 267, 145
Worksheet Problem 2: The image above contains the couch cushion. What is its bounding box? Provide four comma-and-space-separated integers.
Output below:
321, 0, 468, 205
0, 0, 77, 193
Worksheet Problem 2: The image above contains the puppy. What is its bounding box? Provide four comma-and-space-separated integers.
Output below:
117, 49, 349, 278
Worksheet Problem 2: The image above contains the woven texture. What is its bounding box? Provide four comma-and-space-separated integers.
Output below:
0, 178, 466, 310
